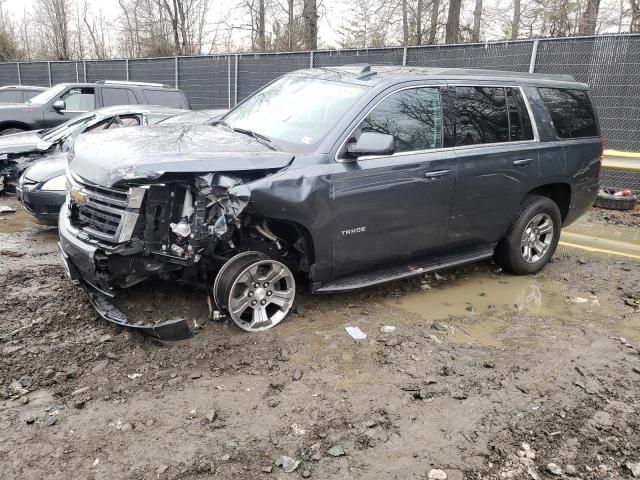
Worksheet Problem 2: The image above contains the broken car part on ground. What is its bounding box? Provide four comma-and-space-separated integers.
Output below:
58, 66, 601, 339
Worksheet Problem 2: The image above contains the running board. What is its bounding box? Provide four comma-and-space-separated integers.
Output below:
314, 246, 495, 293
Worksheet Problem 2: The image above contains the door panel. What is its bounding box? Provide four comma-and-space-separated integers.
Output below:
330, 151, 457, 277
448, 143, 539, 244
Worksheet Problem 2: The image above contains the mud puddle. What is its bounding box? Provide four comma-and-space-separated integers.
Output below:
0, 198, 55, 236
385, 271, 637, 346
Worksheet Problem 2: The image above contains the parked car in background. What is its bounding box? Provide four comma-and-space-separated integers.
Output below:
0, 80, 190, 136
0, 85, 47, 103
157, 108, 228, 125
14, 105, 186, 222
58, 66, 601, 340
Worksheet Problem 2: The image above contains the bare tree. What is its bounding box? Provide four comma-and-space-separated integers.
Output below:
427, 0, 441, 43
445, 0, 462, 43
34, 0, 72, 60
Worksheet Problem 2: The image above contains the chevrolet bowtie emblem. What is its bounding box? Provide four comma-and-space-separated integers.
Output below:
70, 187, 87, 203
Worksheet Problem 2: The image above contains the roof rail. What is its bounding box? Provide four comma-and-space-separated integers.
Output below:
95, 80, 171, 88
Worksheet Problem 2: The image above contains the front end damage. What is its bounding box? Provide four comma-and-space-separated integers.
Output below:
58, 167, 305, 340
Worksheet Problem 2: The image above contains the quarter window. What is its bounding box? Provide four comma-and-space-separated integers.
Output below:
454, 86, 509, 146
538, 88, 597, 138
358, 87, 443, 153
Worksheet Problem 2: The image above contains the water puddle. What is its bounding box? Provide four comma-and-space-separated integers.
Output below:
385, 273, 609, 347
0, 202, 44, 234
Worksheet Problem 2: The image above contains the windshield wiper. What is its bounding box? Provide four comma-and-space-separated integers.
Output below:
232, 127, 277, 151
213, 120, 277, 151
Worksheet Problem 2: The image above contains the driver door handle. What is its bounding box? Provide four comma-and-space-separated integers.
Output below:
425, 170, 451, 180
513, 158, 532, 167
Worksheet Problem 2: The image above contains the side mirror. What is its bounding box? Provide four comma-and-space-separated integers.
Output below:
346, 132, 395, 158
52, 100, 65, 111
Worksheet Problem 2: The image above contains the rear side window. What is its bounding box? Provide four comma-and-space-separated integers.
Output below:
102, 87, 138, 107
359, 87, 442, 153
538, 88, 597, 138
507, 88, 534, 141
142, 89, 188, 108
454, 86, 509, 146
0, 90, 24, 102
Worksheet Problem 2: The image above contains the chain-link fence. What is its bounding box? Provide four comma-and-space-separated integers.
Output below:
1, 33, 640, 151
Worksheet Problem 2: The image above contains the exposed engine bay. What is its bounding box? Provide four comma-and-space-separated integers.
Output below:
63, 169, 309, 339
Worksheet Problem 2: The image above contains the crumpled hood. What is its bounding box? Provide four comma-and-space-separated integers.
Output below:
69, 124, 294, 187
23, 151, 68, 182
0, 130, 45, 155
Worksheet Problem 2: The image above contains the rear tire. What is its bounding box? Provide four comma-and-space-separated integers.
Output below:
494, 195, 562, 275
0, 128, 27, 136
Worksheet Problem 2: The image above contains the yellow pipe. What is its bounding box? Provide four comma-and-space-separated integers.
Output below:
603, 149, 640, 159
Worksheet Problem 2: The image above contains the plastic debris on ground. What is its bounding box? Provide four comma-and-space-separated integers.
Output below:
345, 326, 367, 341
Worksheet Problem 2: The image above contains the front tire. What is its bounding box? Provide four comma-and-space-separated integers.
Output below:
494, 195, 561, 275
0, 128, 27, 136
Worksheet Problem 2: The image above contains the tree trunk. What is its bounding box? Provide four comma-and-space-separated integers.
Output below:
402, 0, 409, 46
632, 0, 640, 32
416, 0, 423, 45
428, 0, 440, 44
578, 0, 601, 34
288, 0, 294, 50
303, 0, 317, 50
258, 0, 266, 52
472, 0, 482, 42
511, 0, 520, 39
445, 0, 461, 44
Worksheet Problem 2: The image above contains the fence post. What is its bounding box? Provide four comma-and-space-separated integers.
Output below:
16, 62, 21, 85
227, 55, 231, 109
47, 61, 52, 86
125, 58, 129, 81
83, 61, 87, 82
75, 62, 79, 82
234, 54, 239, 106
402, 47, 407, 66
175, 57, 179, 88
529, 39, 539, 74
310, 51, 314, 68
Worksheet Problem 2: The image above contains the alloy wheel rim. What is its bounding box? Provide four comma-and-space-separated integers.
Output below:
520, 213, 554, 263
227, 259, 295, 332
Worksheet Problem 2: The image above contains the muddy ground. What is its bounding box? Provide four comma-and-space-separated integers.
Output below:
1, 196, 639, 480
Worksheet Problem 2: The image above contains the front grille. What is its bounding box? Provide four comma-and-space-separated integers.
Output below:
69, 174, 141, 243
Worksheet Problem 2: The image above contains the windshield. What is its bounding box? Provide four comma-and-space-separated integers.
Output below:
224, 76, 367, 150
41, 112, 97, 143
28, 84, 68, 105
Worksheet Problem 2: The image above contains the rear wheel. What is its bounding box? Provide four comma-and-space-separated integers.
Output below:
213, 251, 296, 332
494, 195, 561, 275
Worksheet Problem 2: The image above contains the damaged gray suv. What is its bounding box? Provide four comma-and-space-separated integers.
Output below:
58, 66, 601, 339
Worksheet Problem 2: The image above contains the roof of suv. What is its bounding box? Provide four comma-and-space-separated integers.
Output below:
53, 81, 181, 90
288, 65, 585, 89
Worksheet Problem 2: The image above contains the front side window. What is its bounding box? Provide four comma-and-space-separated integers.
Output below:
538, 88, 597, 138
224, 76, 367, 151
357, 87, 443, 153
454, 86, 509, 146
61, 87, 95, 111
41, 112, 96, 143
